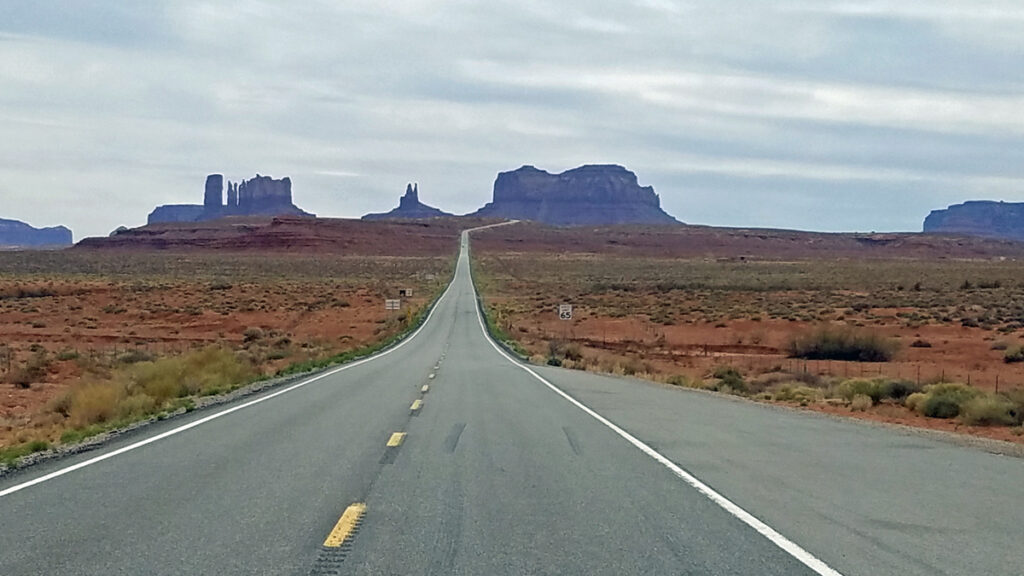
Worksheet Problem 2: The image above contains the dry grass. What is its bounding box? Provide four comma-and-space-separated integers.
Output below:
473, 253, 1024, 331
473, 250, 1024, 438
0, 251, 455, 465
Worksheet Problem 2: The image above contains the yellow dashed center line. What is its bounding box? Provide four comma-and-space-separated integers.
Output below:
410, 399, 423, 411
386, 432, 406, 447
323, 503, 367, 548
421, 384, 430, 393
429, 374, 436, 380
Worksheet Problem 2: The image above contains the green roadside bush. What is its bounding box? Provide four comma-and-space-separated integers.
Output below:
0, 440, 51, 466
666, 374, 693, 387
835, 378, 920, 405
960, 396, 1018, 426
712, 366, 747, 393
1005, 388, 1024, 416
850, 394, 873, 412
773, 385, 820, 405
837, 379, 883, 404
904, 392, 927, 413
911, 383, 981, 419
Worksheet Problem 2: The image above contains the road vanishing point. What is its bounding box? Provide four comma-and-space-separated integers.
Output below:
1, 226, 1022, 575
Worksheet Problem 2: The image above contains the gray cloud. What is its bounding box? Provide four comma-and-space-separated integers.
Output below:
1, 0, 1022, 239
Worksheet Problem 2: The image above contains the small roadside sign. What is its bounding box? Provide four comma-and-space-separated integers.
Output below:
399, 288, 414, 297
385, 299, 401, 311
558, 304, 573, 320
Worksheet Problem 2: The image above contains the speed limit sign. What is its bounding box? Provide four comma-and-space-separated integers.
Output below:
558, 304, 573, 320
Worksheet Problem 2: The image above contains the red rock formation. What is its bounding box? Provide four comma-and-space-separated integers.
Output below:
924, 201, 1024, 241
148, 174, 313, 225
362, 183, 453, 221
472, 165, 679, 226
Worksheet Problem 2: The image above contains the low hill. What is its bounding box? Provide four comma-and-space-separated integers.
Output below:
76, 217, 470, 257
472, 222, 1024, 260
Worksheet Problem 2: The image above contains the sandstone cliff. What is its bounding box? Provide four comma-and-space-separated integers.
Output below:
0, 218, 73, 248
471, 165, 679, 226
148, 174, 313, 225
924, 201, 1024, 241
363, 183, 453, 221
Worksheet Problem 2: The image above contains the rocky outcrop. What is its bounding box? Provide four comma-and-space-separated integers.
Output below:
148, 205, 207, 224
924, 201, 1024, 241
0, 219, 73, 248
148, 174, 313, 225
471, 165, 679, 226
363, 183, 453, 221
204, 174, 224, 209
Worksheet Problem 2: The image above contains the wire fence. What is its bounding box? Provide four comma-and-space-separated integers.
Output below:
698, 353, 1021, 392
533, 325, 1024, 392
0, 339, 216, 382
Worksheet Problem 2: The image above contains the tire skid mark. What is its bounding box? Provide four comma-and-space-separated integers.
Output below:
445, 423, 467, 454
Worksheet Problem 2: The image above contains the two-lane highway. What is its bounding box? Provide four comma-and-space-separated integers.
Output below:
1, 228, 1021, 575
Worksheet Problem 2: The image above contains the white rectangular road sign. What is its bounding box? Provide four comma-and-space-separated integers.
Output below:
385, 299, 401, 311
559, 304, 573, 320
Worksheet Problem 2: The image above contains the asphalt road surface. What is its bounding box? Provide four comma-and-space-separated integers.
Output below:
1, 227, 1021, 575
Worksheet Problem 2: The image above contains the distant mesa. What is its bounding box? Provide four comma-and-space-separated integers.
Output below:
362, 183, 453, 221
924, 201, 1024, 241
148, 174, 314, 225
0, 218, 73, 248
471, 164, 679, 226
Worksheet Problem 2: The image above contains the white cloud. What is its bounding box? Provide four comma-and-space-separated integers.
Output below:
462, 61, 1024, 136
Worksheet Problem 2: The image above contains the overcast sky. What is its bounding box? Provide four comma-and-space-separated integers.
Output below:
3, 1, 1024, 240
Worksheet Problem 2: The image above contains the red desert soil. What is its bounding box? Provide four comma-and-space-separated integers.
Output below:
472, 223, 1024, 446
472, 221, 1024, 260
1, 217, 465, 449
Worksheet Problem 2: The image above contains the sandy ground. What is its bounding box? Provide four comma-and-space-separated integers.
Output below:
472, 229, 1024, 445
0, 249, 454, 449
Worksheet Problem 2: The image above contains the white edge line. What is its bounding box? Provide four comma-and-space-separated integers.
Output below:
465, 231, 845, 576
0, 258, 462, 499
